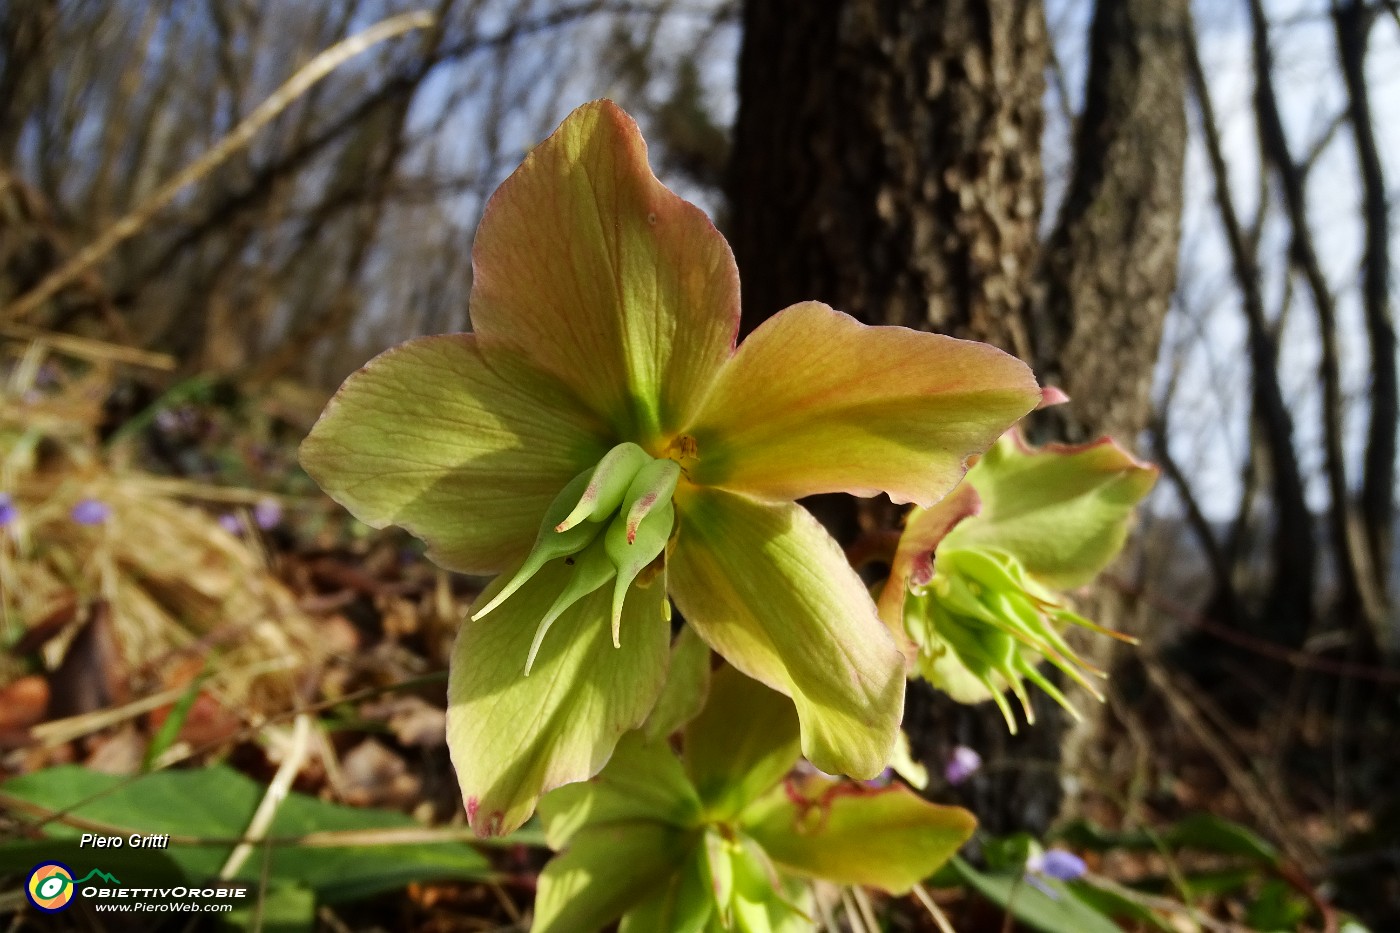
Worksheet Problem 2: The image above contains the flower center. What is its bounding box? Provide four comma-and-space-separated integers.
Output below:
470, 442, 680, 673
663, 433, 701, 477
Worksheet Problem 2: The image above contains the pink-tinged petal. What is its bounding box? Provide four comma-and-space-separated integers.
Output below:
943, 431, 1159, 588
668, 487, 904, 779
470, 99, 739, 442
683, 302, 1041, 505
300, 335, 609, 575
875, 481, 982, 649
447, 560, 669, 837
742, 778, 976, 894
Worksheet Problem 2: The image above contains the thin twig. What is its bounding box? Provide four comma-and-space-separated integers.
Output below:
851, 886, 881, 932
219, 713, 312, 879
1, 11, 435, 325
912, 884, 957, 933
839, 888, 868, 933
0, 323, 176, 369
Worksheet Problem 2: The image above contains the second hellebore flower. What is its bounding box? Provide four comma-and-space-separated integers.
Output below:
878, 431, 1158, 730
300, 100, 1041, 835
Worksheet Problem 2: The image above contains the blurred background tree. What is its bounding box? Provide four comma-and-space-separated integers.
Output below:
2, 0, 1398, 923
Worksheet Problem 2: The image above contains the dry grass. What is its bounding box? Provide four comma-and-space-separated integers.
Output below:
1, 345, 324, 715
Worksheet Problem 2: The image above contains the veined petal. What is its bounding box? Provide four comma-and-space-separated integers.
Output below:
668, 488, 904, 779
684, 303, 1040, 505
299, 334, 608, 575
742, 778, 976, 894
470, 99, 739, 442
447, 560, 669, 837
941, 432, 1159, 588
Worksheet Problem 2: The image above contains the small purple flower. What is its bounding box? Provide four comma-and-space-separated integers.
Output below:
1038, 849, 1087, 881
154, 408, 182, 433
0, 494, 17, 528
71, 498, 110, 526
254, 498, 282, 530
1026, 848, 1087, 896
218, 513, 243, 535
944, 745, 982, 785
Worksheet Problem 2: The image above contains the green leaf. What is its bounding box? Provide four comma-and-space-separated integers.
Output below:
940, 432, 1158, 589
0, 765, 491, 904
447, 558, 670, 836
1245, 878, 1312, 931
1067, 882, 1175, 932
619, 845, 715, 933
683, 665, 800, 818
469, 99, 740, 442
539, 731, 702, 849
951, 856, 1121, 933
742, 779, 975, 894
1162, 813, 1280, 865
533, 821, 695, 933
728, 836, 816, 933
222, 883, 317, 933
299, 334, 610, 575
1055, 814, 1279, 866
142, 670, 208, 771
643, 625, 712, 743
668, 487, 904, 780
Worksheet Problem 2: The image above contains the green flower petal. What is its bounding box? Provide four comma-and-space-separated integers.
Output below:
742, 778, 976, 894
299, 334, 608, 575
668, 487, 904, 779
470, 100, 739, 442
684, 302, 1040, 506
941, 432, 1159, 588
539, 731, 703, 849
643, 625, 712, 743
618, 846, 715, 933
533, 821, 693, 933
447, 560, 669, 837
728, 839, 816, 933
683, 665, 801, 818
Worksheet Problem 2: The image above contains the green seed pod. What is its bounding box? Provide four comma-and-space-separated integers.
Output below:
554, 442, 652, 532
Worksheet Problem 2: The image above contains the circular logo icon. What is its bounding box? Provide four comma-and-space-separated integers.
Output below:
26, 862, 76, 912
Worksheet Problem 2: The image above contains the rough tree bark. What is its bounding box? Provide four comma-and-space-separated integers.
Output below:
728, 0, 1186, 833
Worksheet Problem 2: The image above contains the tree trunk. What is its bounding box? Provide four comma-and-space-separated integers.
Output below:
728, 0, 1186, 834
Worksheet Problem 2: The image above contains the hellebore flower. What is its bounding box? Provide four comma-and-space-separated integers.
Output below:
300, 100, 1040, 835
878, 430, 1158, 730
531, 665, 976, 932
